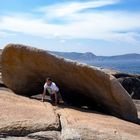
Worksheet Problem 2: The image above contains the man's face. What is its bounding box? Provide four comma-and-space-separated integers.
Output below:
46, 80, 52, 86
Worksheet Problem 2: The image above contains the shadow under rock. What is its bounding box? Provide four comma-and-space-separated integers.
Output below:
31, 94, 140, 125
31, 94, 112, 116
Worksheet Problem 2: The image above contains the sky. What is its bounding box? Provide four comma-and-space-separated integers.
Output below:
0, 0, 140, 56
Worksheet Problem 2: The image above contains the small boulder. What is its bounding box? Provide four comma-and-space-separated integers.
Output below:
118, 77, 140, 99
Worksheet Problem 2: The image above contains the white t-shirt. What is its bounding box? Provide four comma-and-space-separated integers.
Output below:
44, 82, 59, 94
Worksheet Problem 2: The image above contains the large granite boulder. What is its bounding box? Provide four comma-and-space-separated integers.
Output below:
1, 44, 138, 122
0, 89, 60, 136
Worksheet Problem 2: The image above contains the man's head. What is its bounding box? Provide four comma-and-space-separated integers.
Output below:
46, 77, 52, 86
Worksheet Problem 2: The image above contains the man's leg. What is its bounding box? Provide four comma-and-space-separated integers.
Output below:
50, 94, 56, 105
54, 92, 58, 105
57, 92, 64, 104
50, 93, 57, 105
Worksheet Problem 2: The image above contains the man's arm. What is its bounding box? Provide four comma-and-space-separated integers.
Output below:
42, 86, 46, 102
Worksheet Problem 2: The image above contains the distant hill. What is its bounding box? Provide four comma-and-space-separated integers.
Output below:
49, 51, 140, 62
50, 51, 96, 61
100, 53, 140, 61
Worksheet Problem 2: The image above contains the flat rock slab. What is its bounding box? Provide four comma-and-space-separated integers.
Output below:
0, 90, 60, 136
57, 107, 140, 140
1, 44, 138, 122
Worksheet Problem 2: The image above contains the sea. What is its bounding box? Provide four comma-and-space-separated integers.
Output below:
87, 60, 140, 74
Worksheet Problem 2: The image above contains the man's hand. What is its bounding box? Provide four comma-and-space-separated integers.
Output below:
41, 93, 44, 102
41, 98, 44, 102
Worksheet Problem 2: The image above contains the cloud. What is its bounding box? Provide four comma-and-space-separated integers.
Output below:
0, 0, 140, 45
110, 32, 140, 45
37, 0, 119, 18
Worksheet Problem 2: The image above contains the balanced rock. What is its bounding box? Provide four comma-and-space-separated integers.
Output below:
1, 44, 138, 122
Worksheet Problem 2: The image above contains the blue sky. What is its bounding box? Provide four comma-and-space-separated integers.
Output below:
0, 0, 140, 56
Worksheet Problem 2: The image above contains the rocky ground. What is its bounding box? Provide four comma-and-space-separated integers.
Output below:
0, 88, 140, 140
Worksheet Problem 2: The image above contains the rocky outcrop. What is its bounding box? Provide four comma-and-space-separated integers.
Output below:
113, 73, 140, 99
57, 107, 140, 140
0, 89, 60, 136
1, 44, 138, 122
118, 77, 140, 99
114, 73, 136, 79
0, 88, 140, 140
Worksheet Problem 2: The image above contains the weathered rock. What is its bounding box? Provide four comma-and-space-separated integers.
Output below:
57, 107, 140, 140
113, 72, 140, 99
28, 131, 61, 140
113, 73, 135, 78
118, 77, 140, 99
1, 44, 138, 122
0, 89, 60, 136
133, 100, 140, 124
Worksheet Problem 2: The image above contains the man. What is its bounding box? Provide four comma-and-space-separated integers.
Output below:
42, 77, 59, 105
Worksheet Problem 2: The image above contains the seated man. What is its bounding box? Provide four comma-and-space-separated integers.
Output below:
42, 77, 59, 105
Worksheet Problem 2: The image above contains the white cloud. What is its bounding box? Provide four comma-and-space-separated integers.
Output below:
110, 32, 140, 45
0, 0, 140, 45
37, 0, 119, 17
